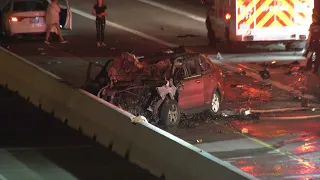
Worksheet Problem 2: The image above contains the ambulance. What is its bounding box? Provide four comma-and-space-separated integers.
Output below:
206, 0, 314, 45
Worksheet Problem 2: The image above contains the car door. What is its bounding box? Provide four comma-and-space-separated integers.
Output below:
53, 0, 72, 30
178, 57, 205, 110
198, 54, 218, 105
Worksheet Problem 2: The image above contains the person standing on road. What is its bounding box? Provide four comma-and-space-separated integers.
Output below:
202, 0, 216, 48
305, 12, 320, 75
92, 0, 108, 47
45, 0, 68, 44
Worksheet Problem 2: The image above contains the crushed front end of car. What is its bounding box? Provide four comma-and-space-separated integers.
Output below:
84, 48, 187, 127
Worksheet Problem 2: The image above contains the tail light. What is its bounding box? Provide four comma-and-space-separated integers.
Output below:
10, 17, 19, 22
225, 13, 231, 20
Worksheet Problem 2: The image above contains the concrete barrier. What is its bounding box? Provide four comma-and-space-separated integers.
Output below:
0, 47, 257, 180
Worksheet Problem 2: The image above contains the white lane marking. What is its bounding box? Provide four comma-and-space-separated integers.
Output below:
282, 174, 320, 179
71, 7, 178, 48
226, 156, 253, 160
194, 138, 267, 152
71, 7, 316, 102
135, 0, 206, 22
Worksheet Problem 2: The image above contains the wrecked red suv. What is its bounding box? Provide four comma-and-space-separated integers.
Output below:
84, 47, 224, 127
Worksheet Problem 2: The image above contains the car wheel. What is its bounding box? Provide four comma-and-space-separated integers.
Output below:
209, 90, 221, 116
160, 99, 181, 127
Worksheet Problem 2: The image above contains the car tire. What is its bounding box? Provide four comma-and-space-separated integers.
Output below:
209, 90, 221, 116
159, 99, 181, 127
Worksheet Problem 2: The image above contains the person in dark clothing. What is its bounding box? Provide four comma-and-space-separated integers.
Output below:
206, 16, 216, 48
92, 0, 108, 47
305, 13, 320, 75
202, 0, 216, 48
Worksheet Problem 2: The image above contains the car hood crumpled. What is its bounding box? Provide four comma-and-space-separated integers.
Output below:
108, 52, 173, 83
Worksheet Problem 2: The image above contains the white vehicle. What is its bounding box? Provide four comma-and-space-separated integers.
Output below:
1, 0, 72, 38
205, 0, 314, 46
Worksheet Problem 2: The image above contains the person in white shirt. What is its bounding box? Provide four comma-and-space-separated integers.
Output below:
45, 0, 67, 44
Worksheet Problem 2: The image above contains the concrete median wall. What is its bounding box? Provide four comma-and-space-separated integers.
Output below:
0, 47, 256, 180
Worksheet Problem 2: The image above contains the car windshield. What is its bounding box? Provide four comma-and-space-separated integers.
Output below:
13, 1, 48, 12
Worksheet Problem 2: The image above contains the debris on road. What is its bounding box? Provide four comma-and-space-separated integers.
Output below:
131, 116, 148, 124
177, 34, 200, 38
287, 66, 303, 75
290, 60, 300, 65
46, 61, 62, 65
234, 68, 247, 76
258, 68, 270, 79
223, 71, 234, 77
261, 83, 272, 91
230, 84, 244, 88
301, 99, 311, 107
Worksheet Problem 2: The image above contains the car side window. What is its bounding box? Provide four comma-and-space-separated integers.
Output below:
199, 55, 211, 73
185, 59, 200, 77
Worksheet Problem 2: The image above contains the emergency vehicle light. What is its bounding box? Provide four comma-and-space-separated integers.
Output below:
225, 13, 231, 20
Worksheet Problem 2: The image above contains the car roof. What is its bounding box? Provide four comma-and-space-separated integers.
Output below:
141, 52, 200, 64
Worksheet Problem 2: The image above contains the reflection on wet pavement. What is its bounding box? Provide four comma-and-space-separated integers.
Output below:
224, 118, 320, 179
172, 62, 320, 180
222, 69, 302, 111
236, 61, 320, 102
178, 69, 320, 179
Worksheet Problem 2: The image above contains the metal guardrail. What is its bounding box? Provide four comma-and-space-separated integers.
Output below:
0, 47, 256, 180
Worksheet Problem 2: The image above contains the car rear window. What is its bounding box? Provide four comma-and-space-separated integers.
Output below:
13, 1, 47, 12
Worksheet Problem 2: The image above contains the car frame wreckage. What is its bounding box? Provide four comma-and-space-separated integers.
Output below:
84, 47, 224, 127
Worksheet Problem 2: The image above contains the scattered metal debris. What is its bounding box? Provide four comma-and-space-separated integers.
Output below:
301, 99, 311, 107
46, 61, 62, 65
177, 34, 200, 38
234, 70, 247, 76
291, 61, 300, 65
261, 83, 272, 91
259, 68, 270, 79
230, 84, 244, 88
131, 116, 148, 124
287, 66, 303, 75
223, 71, 234, 77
